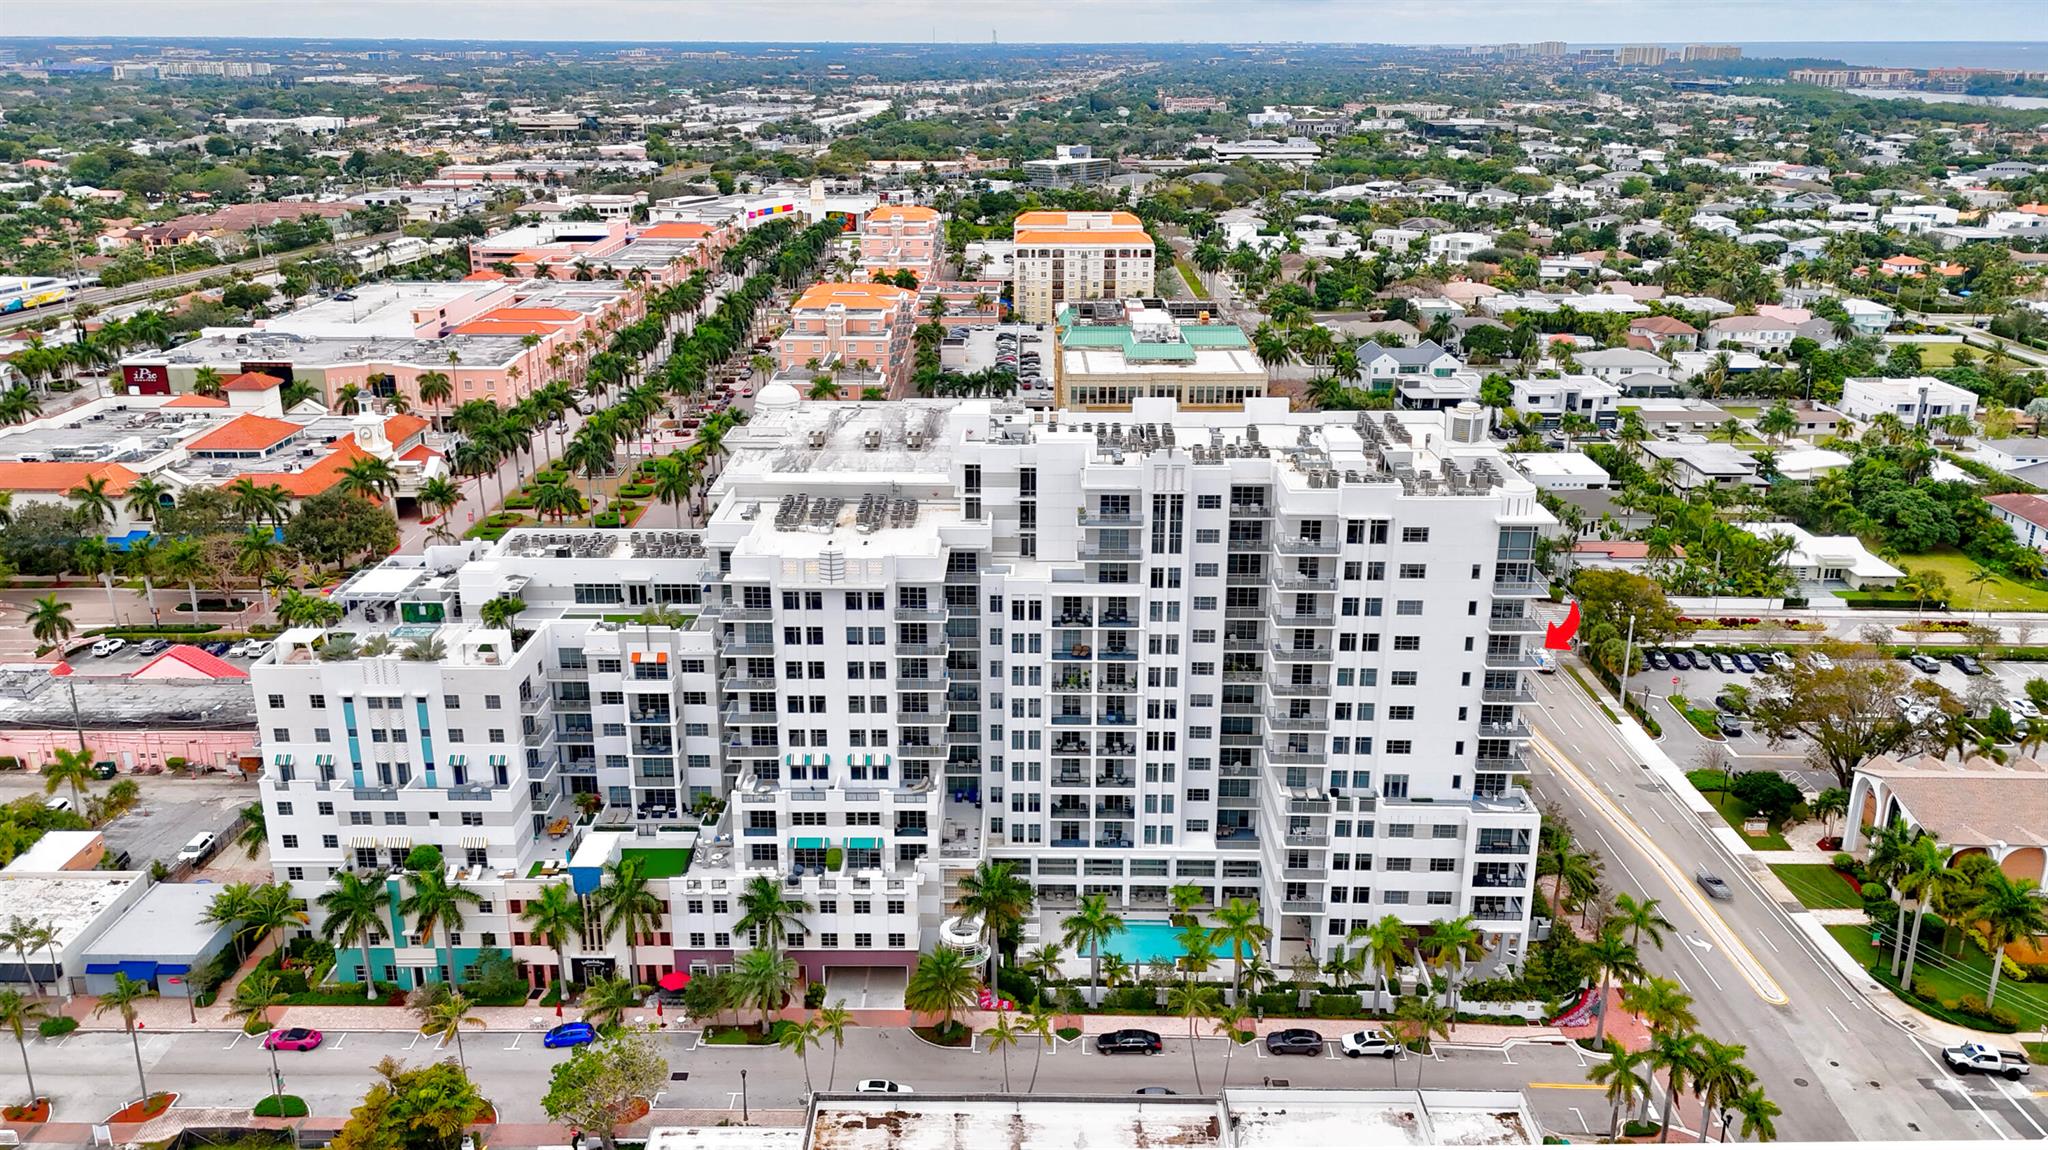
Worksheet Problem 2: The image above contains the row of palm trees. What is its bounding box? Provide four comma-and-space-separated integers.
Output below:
1863, 819, 2048, 1014
2, 309, 178, 399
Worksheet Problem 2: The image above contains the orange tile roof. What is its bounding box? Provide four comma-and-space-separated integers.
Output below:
868, 205, 939, 224
792, 282, 916, 311
187, 413, 301, 453
401, 442, 440, 463
638, 221, 715, 239
1014, 228, 1153, 245
1883, 254, 1926, 267
0, 461, 139, 495
1015, 210, 1142, 228
464, 270, 508, 281
234, 438, 366, 498
488, 307, 579, 321
222, 371, 283, 392
164, 394, 229, 409
384, 414, 429, 444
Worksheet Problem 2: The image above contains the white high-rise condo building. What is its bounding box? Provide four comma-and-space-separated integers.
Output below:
249, 393, 1546, 995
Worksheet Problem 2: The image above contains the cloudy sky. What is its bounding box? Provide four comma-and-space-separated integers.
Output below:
7, 0, 2046, 44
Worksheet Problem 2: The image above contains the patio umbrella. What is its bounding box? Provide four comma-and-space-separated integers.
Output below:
657, 971, 691, 992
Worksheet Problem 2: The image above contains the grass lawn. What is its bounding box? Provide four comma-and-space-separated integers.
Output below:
1720, 404, 1762, 419
1176, 259, 1210, 301
2027, 1041, 2048, 1064
1668, 694, 1725, 739
1825, 923, 2048, 1033
620, 847, 694, 879
1770, 863, 1863, 910
1897, 548, 2048, 611
1690, 772, 1793, 850
1897, 342, 1966, 369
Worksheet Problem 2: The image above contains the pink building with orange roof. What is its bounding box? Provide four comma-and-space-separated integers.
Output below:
858, 204, 941, 284
776, 282, 919, 395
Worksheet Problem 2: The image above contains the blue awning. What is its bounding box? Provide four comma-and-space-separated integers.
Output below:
157, 963, 191, 976
119, 960, 159, 982
85, 962, 122, 975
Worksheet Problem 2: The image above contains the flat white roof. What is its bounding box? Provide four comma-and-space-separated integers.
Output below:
1507, 451, 1609, 479
264, 281, 483, 339
0, 871, 144, 949
808, 1097, 1224, 1150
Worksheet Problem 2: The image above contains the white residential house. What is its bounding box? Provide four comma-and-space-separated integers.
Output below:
1369, 228, 1424, 254
1968, 438, 2048, 474
1838, 376, 1978, 427
1840, 297, 1896, 336
1739, 522, 1903, 590
1510, 375, 1621, 430
1985, 494, 2048, 554
1427, 232, 1494, 263
1571, 348, 1671, 385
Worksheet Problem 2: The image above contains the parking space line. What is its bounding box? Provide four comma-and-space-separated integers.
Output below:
331, 1032, 346, 1049
224, 1032, 246, 1051
506, 1034, 522, 1051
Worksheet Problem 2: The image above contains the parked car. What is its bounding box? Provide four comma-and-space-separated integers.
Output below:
226, 640, 256, 658
543, 1021, 597, 1049
1096, 1029, 1164, 1055
1943, 1042, 2031, 1079
1731, 653, 1757, 674
1667, 649, 1696, 670
202, 641, 232, 656
1695, 869, 1733, 900
262, 1027, 323, 1052
1908, 654, 1941, 674
1340, 1029, 1401, 1058
1951, 654, 1986, 676
177, 832, 216, 863
1714, 694, 1745, 714
1710, 653, 1733, 673
135, 639, 169, 656
1808, 652, 1835, 670
1771, 651, 1794, 669
91, 638, 127, 658
856, 1080, 913, 1093
241, 640, 274, 660
1646, 650, 1669, 670
2007, 698, 2041, 720
1716, 717, 1744, 738
1264, 1028, 1326, 1056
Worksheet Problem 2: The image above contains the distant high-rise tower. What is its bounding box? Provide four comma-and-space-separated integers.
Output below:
1682, 44, 1742, 62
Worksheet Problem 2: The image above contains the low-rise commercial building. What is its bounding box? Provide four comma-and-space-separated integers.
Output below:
1053, 300, 1266, 410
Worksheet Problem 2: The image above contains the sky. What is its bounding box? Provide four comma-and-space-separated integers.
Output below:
6, 0, 2047, 46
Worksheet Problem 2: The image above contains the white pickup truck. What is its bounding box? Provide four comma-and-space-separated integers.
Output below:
1943, 1042, 2032, 1079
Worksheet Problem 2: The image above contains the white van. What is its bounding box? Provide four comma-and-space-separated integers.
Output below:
43, 795, 73, 814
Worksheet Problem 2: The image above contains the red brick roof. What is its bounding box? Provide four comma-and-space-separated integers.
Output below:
222, 371, 284, 392
188, 413, 301, 453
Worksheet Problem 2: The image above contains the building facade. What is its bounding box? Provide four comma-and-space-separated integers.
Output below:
776, 282, 920, 396
1013, 211, 1156, 325
858, 205, 942, 285
249, 396, 1546, 993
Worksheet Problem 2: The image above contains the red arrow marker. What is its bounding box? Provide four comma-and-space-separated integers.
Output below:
1544, 601, 1581, 650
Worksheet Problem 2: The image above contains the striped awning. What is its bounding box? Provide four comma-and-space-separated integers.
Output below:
448, 754, 467, 767
315, 754, 335, 766
350, 835, 378, 849
385, 835, 412, 849
488, 754, 507, 767
272, 754, 293, 766
460, 835, 489, 850
789, 836, 828, 850
845, 837, 880, 850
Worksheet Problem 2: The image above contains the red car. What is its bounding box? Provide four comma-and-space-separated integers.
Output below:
262, 1027, 323, 1052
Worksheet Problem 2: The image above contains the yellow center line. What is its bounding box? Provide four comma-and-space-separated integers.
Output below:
1529, 730, 1791, 1008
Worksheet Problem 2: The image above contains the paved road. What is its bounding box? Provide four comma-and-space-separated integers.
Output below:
0, 231, 413, 334
1526, 663, 2045, 1142
11, 1023, 1614, 1136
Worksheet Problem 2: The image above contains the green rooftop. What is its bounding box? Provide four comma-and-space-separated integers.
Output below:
620, 847, 694, 879
1059, 322, 1249, 363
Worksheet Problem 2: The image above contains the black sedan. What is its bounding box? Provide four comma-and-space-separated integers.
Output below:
1264, 1028, 1327, 1056
1097, 1029, 1164, 1055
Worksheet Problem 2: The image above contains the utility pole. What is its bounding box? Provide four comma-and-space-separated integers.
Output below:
1618, 611, 1638, 713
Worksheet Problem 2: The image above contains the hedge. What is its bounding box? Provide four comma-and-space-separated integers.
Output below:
38, 1017, 78, 1037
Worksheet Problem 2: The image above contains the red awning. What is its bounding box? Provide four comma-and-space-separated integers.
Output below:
657, 971, 691, 992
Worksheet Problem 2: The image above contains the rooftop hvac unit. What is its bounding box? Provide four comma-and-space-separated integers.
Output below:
906, 431, 925, 451
809, 430, 828, 450
864, 429, 882, 452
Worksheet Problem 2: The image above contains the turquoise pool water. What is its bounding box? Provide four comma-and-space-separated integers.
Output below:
1103, 919, 1187, 963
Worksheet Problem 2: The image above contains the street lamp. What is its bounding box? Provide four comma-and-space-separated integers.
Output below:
740, 1068, 749, 1124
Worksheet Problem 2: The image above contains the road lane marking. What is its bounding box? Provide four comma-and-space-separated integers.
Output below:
1758, 930, 1779, 953
1686, 946, 1725, 992
1822, 1006, 1850, 1034
224, 1033, 245, 1050
1569, 1106, 1592, 1133
1530, 730, 1789, 1007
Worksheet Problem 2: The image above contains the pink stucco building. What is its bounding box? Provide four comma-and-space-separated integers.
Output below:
776, 282, 919, 395
858, 205, 941, 284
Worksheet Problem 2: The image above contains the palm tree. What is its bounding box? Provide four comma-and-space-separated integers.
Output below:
814, 1001, 852, 1090
594, 856, 665, 955
1585, 927, 1643, 1044
479, 595, 526, 632
1348, 914, 1412, 1004
41, 747, 94, 808
67, 474, 116, 529
1018, 1000, 1057, 1091
1060, 893, 1124, 998
1208, 897, 1270, 996
1730, 1084, 1782, 1142
1967, 564, 2002, 618
1692, 1038, 1755, 1143
234, 800, 267, 859
318, 869, 393, 1000
1589, 1041, 1655, 1139
415, 986, 484, 1069
1541, 837, 1602, 921
1891, 835, 1948, 980
520, 882, 586, 994
157, 538, 208, 616
735, 874, 811, 954
1167, 980, 1217, 1094
191, 366, 225, 398
581, 975, 651, 1030
779, 1009, 825, 1094
1019, 943, 1064, 988
905, 946, 979, 1038
730, 947, 798, 1037
0, 918, 48, 999
1622, 976, 1697, 1034
231, 966, 290, 1034
415, 371, 454, 428
0, 990, 48, 1105
73, 538, 122, 623
1395, 994, 1454, 1087
982, 1009, 1021, 1092
1422, 915, 1485, 1018
338, 456, 399, 503
24, 595, 75, 649
1612, 892, 1673, 952
1649, 1028, 1703, 1142
954, 860, 1032, 983
93, 973, 157, 1104
1969, 873, 2048, 1012
399, 869, 484, 987
1168, 884, 1205, 925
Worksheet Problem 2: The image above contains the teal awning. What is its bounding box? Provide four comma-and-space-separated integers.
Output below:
845, 837, 880, 850
790, 836, 828, 850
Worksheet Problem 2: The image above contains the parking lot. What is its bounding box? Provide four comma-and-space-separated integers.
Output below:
0, 773, 254, 871
941, 321, 1053, 404
1644, 643, 2047, 791
79, 635, 270, 664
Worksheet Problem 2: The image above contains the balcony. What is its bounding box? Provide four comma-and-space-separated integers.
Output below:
719, 606, 773, 621
1274, 537, 1341, 556
1225, 602, 1264, 619
895, 826, 929, 838
1228, 502, 1270, 517
1480, 682, 1535, 704
1492, 578, 1545, 597
1265, 744, 1327, 765
1487, 613, 1543, 633
1281, 899, 1325, 914
1270, 609, 1335, 627
1471, 899, 1527, 923
1220, 764, 1261, 778
1477, 834, 1533, 856
1096, 646, 1137, 661
1097, 712, 1136, 726
519, 693, 550, 715
1284, 831, 1329, 847
1483, 650, 1542, 671
1098, 613, 1136, 629
1217, 830, 1262, 850
1226, 571, 1269, 587
896, 641, 949, 658
895, 606, 949, 622
1288, 796, 1333, 815
1283, 863, 1327, 879
1271, 572, 1339, 592
721, 639, 775, 656
1473, 870, 1530, 889
1052, 773, 1089, 789
1223, 636, 1264, 652
1077, 509, 1143, 526
353, 785, 400, 801
947, 695, 979, 712
1098, 680, 1137, 695
1051, 713, 1094, 726
1268, 677, 1331, 696
1095, 774, 1135, 789
1079, 543, 1142, 562
895, 676, 949, 692
1096, 803, 1136, 819
1266, 710, 1324, 730
1270, 644, 1334, 663
1217, 792, 1259, 809
726, 677, 778, 692
1479, 717, 1532, 740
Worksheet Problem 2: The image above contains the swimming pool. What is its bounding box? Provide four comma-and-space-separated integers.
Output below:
1102, 919, 1187, 964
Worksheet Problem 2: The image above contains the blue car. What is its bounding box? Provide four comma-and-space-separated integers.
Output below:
543, 1022, 596, 1049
